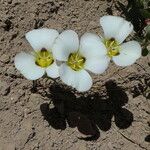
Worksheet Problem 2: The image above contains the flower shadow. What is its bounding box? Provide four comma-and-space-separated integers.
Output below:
40, 80, 133, 141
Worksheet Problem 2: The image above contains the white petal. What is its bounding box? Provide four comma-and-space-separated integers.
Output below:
85, 56, 110, 74
59, 64, 76, 87
59, 64, 92, 92
26, 28, 59, 51
100, 15, 133, 43
52, 30, 79, 61
14, 52, 45, 80
75, 70, 92, 92
46, 62, 59, 78
115, 20, 133, 44
112, 41, 141, 66
80, 33, 107, 59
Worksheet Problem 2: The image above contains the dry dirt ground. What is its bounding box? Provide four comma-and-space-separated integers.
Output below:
0, 0, 150, 150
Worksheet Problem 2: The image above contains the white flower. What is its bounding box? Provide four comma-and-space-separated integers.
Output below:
52, 30, 109, 92
97, 15, 141, 66
14, 28, 60, 80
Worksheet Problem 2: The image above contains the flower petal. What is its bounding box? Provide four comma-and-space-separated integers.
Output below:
80, 33, 107, 58
14, 52, 45, 80
26, 28, 59, 51
84, 56, 110, 74
112, 41, 141, 66
52, 30, 79, 61
46, 62, 59, 78
59, 64, 92, 92
100, 15, 133, 43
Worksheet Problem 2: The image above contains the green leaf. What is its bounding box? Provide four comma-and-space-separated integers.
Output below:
140, 8, 150, 18
142, 48, 149, 56
145, 25, 150, 39
133, 35, 144, 42
143, 0, 150, 8
136, 0, 144, 8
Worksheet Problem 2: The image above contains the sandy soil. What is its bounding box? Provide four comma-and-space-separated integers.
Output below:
0, 0, 150, 150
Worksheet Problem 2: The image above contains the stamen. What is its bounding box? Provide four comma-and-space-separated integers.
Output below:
104, 38, 120, 58
67, 52, 85, 71
35, 48, 54, 68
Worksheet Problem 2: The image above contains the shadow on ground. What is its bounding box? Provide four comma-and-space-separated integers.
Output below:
40, 80, 133, 141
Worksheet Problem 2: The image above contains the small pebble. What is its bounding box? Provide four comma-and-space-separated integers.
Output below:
0, 54, 10, 63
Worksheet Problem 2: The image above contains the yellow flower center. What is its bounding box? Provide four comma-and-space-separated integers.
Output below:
67, 52, 86, 71
35, 48, 54, 68
104, 38, 120, 58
